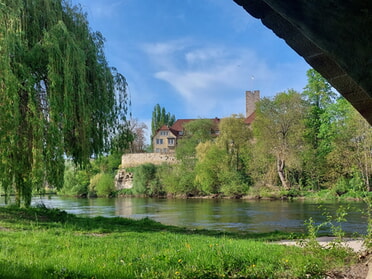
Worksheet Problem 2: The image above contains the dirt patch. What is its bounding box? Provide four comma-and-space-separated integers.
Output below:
325, 256, 370, 279
278, 237, 370, 278
278, 237, 364, 253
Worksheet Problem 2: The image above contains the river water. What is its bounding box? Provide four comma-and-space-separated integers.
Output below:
0, 196, 368, 234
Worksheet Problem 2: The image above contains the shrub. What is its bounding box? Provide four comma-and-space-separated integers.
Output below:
90, 173, 115, 197
219, 170, 249, 196
132, 163, 165, 196
60, 164, 90, 196
159, 163, 198, 196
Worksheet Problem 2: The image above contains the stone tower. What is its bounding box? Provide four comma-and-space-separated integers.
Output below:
245, 90, 260, 117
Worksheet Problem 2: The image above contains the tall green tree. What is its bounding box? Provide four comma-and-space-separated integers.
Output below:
0, 0, 129, 207
175, 119, 216, 160
195, 141, 227, 194
324, 98, 372, 191
161, 119, 216, 196
253, 90, 307, 189
302, 69, 337, 189
216, 114, 252, 172
150, 104, 175, 141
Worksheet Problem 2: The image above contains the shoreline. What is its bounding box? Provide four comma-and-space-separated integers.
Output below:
277, 237, 365, 253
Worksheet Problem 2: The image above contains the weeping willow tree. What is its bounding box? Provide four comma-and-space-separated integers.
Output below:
0, 0, 130, 207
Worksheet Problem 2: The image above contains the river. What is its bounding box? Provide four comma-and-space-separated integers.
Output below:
1, 196, 368, 234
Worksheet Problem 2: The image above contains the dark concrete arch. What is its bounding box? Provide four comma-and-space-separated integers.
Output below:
234, 0, 372, 124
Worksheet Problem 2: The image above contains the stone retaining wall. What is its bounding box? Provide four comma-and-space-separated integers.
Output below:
120, 153, 177, 168
115, 153, 177, 190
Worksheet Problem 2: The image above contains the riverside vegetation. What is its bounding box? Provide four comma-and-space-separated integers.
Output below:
57, 70, 372, 201
0, 205, 365, 279
1, 0, 371, 205
1, 1, 371, 277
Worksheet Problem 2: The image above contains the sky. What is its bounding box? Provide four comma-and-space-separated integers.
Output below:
71, 0, 311, 138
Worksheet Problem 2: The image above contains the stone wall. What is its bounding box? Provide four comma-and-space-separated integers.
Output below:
115, 153, 177, 190
115, 169, 133, 190
120, 152, 177, 168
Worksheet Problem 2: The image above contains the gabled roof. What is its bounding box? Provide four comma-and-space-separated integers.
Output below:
170, 118, 221, 133
170, 119, 194, 132
244, 111, 256, 125
158, 125, 169, 131
155, 125, 178, 137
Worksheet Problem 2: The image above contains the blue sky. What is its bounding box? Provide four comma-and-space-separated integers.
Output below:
71, 0, 311, 135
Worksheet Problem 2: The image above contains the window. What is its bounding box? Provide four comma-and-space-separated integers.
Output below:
168, 138, 175, 145
155, 148, 160, 153
160, 131, 168, 136
156, 139, 163, 145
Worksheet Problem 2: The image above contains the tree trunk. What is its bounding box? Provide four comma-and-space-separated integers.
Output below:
277, 158, 289, 190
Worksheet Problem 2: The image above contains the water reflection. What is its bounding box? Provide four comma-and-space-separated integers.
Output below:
0, 196, 367, 234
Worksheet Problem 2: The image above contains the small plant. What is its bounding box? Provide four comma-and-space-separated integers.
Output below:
303, 205, 351, 251
326, 205, 349, 247
302, 217, 323, 250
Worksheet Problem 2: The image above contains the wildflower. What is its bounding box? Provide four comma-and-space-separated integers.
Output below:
178, 259, 183, 263
175, 271, 180, 275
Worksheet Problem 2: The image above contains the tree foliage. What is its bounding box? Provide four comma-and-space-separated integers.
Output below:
253, 90, 307, 189
301, 69, 337, 189
59, 68, 372, 199
132, 163, 164, 196
0, 0, 129, 206
216, 114, 252, 171
176, 119, 216, 160
151, 104, 175, 141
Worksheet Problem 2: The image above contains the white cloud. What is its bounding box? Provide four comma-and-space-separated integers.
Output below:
142, 41, 278, 116
141, 39, 192, 70
139, 38, 310, 118
185, 48, 226, 66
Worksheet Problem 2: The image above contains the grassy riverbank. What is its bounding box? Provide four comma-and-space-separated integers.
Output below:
0, 206, 356, 279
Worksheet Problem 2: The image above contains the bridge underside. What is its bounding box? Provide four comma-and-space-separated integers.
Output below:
234, 0, 372, 124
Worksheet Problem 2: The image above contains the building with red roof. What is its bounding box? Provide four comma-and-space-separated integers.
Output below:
152, 118, 220, 153
152, 90, 260, 153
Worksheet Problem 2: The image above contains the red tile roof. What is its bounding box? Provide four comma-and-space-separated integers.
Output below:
155, 124, 178, 137
244, 111, 256, 125
158, 125, 169, 130
170, 118, 221, 132
170, 119, 194, 132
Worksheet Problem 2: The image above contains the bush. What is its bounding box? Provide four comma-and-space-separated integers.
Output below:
92, 152, 122, 174
132, 163, 165, 196
90, 173, 115, 197
158, 163, 198, 196
60, 164, 90, 196
220, 170, 249, 196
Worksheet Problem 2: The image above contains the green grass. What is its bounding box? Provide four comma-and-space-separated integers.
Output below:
0, 206, 355, 279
